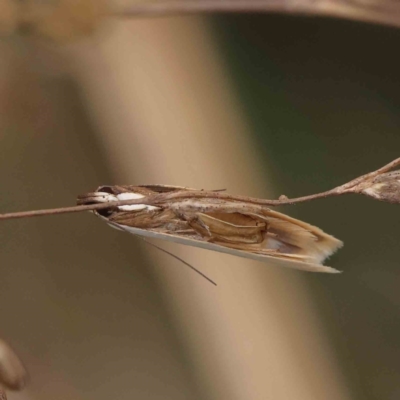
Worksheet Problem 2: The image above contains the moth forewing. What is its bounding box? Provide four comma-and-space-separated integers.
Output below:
105, 222, 340, 273
77, 185, 343, 273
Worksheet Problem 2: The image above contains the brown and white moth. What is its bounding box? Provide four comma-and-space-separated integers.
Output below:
2, 159, 398, 277
77, 185, 343, 274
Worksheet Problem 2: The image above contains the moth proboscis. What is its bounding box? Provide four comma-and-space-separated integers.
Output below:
77, 185, 343, 275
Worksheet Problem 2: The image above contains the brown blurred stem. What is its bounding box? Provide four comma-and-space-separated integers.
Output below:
113, 0, 400, 29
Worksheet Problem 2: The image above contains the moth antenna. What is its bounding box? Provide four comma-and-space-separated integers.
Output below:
99, 220, 216, 285
200, 188, 226, 192
141, 239, 217, 286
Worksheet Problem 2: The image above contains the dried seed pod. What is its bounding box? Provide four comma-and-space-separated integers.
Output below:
357, 171, 400, 204
23, 0, 108, 42
0, 339, 28, 391
0, 0, 18, 35
0, 0, 108, 42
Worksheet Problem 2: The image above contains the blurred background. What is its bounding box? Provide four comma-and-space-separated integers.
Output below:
0, 1, 400, 399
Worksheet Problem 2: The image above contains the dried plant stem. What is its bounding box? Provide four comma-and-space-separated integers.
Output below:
114, 0, 294, 18
0, 158, 399, 222
112, 0, 400, 29
169, 157, 400, 206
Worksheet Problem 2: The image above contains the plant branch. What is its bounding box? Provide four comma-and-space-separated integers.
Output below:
112, 0, 400, 29
0, 158, 399, 222
153, 157, 400, 205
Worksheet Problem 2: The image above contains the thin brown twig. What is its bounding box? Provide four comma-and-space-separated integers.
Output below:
113, 0, 292, 18
0, 158, 398, 222
112, 0, 400, 29
336, 157, 400, 191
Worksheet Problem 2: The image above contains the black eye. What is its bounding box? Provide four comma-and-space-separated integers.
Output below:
97, 208, 114, 218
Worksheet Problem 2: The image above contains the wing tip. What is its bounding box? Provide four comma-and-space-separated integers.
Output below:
321, 266, 342, 274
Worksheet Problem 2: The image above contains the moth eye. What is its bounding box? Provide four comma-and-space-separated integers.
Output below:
97, 208, 114, 218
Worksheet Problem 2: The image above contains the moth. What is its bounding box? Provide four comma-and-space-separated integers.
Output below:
77, 185, 343, 274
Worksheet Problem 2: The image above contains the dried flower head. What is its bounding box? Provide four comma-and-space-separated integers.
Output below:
0, 339, 27, 391
356, 171, 400, 204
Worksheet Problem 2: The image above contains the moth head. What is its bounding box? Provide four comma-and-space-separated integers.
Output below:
77, 186, 160, 215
